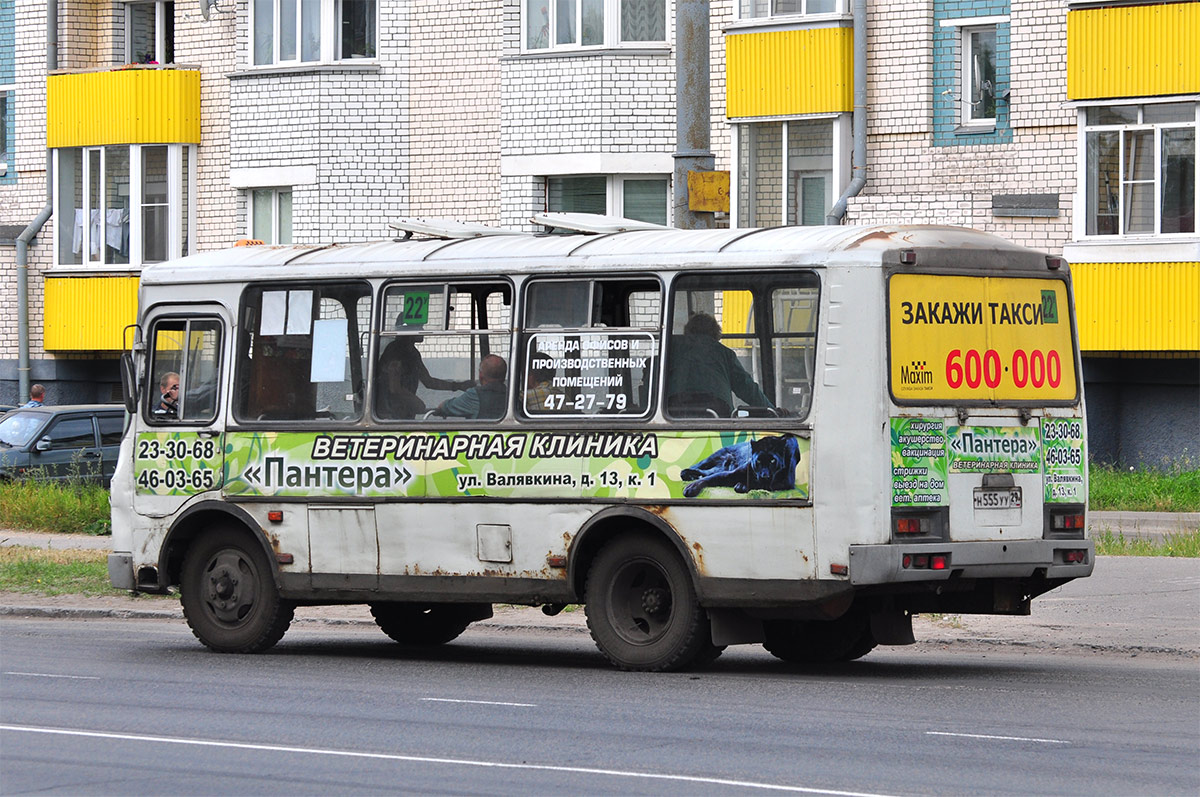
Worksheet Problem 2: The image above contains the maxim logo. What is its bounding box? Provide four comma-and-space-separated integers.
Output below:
900, 360, 933, 386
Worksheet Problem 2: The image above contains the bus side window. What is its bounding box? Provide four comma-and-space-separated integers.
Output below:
521, 278, 661, 419
234, 282, 371, 422
666, 273, 818, 420
373, 282, 513, 422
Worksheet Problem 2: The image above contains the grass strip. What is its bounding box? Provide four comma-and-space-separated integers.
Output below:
0, 479, 111, 536
1092, 529, 1200, 557
1088, 463, 1200, 512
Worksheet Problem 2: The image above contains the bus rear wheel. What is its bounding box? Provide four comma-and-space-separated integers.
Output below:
762, 609, 877, 664
369, 603, 490, 646
180, 528, 294, 653
584, 533, 710, 672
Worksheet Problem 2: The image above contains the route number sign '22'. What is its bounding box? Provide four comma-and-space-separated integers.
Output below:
889, 274, 1077, 403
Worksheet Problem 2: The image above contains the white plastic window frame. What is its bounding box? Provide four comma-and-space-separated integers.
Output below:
1075, 101, 1200, 240
523, 0, 668, 53
0, 85, 13, 177
248, 187, 293, 244
251, 0, 377, 66
52, 143, 196, 269
545, 174, 671, 224
961, 24, 996, 126
736, 0, 847, 22
938, 15, 1007, 130
124, 1, 174, 65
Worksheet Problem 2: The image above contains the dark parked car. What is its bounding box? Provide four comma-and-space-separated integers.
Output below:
0, 404, 126, 487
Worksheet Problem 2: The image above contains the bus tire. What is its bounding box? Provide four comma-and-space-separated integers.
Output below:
369, 603, 480, 646
584, 533, 710, 672
762, 609, 877, 664
180, 527, 294, 653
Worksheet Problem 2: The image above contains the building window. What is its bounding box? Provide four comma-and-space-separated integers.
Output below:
1082, 103, 1197, 237
546, 175, 669, 226
124, 1, 174, 64
54, 144, 195, 267
933, 6, 1010, 145
961, 26, 996, 125
0, 89, 12, 179
1, 0, 13, 180
525, 0, 665, 51
251, 188, 293, 243
736, 119, 834, 228
738, 0, 842, 19
253, 0, 376, 65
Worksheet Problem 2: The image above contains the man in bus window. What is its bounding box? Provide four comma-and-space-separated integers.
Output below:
525, 354, 555, 413
667, 313, 773, 417
435, 354, 507, 420
376, 336, 473, 419
153, 372, 180, 419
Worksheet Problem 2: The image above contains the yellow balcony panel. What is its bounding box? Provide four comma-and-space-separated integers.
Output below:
1068, 2, 1200, 100
44, 275, 140, 352
726, 27, 853, 119
47, 68, 201, 149
1072, 261, 1200, 352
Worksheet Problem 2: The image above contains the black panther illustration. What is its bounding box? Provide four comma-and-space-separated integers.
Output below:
680, 434, 802, 498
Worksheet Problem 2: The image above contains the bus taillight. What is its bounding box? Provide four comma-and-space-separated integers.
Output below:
1051, 513, 1085, 530
902, 553, 950, 570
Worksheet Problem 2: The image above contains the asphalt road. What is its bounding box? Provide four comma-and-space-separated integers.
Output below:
2, 615, 1197, 796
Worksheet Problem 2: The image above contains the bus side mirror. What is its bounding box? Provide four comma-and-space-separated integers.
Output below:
120, 351, 139, 415
35, 438, 52, 453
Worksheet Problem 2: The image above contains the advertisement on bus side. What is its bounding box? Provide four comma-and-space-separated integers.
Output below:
133, 430, 812, 502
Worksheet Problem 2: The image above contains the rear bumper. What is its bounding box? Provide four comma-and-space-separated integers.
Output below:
849, 539, 1094, 585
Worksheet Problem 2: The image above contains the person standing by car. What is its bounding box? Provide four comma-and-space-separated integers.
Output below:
153, 372, 180, 419
24, 384, 45, 407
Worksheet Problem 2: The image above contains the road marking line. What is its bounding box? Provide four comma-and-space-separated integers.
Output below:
0, 724, 897, 797
421, 698, 537, 707
4, 672, 101, 681
926, 731, 1070, 745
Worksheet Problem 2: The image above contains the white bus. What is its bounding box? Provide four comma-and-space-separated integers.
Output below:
109, 220, 1094, 671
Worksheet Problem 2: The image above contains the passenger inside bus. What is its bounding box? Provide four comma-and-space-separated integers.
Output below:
524, 354, 555, 413
666, 313, 774, 417
434, 354, 507, 420
376, 336, 473, 419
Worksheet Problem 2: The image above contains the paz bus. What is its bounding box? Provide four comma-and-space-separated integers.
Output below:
108, 219, 1094, 671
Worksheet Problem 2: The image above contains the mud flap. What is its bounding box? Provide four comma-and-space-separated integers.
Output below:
871, 607, 916, 646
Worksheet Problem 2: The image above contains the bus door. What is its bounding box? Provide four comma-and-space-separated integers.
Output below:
132, 309, 228, 518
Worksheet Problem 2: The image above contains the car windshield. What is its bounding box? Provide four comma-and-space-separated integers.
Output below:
0, 412, 45, 448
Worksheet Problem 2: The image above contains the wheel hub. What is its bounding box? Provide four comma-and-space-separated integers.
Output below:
207, 561, 244, 615
641, 587, 670, 616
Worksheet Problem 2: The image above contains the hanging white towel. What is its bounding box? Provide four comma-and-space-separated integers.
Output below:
89, 209, 102, 256
73, 208, 84, 254
106, 209, 126, 250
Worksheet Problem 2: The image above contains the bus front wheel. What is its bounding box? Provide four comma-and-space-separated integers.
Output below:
180, 528, 294, 653
584, 533, 710, 672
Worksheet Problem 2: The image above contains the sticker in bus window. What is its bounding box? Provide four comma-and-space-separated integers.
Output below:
286, 290, 313, 334
260, 291, 287, 335
401, 291, 430, 326
310, 318, 348, 382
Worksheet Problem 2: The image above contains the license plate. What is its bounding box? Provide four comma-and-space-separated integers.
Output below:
973, 487, 1022, 510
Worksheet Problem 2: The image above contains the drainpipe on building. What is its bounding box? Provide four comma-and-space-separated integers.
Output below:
673, 0, 715, 230
826, 0, 866, 224
16, 0, 57, 401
